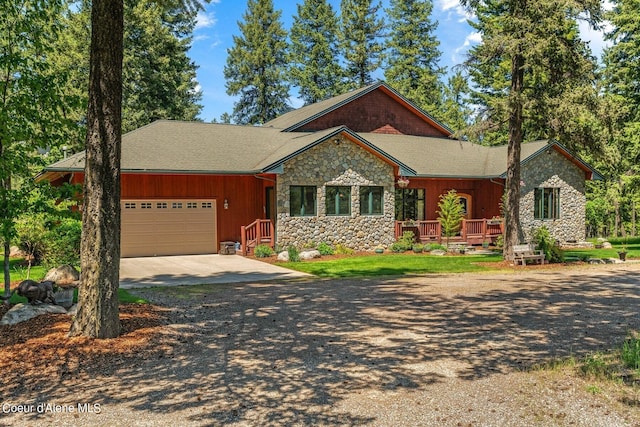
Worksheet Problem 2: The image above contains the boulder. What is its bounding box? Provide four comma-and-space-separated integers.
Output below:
602, 242, 613, 249
299, 250, 321, 260
277, 251, 289, 262
9, 246, 26, 258
0, 303, 67, 326
44, 264, 80, 285
431, 250, 446, 256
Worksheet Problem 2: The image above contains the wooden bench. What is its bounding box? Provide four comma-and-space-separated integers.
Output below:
513, 244, 545, 266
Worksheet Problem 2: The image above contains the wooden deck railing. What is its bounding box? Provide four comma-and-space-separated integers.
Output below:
395, 219, 503, 245
241, 219, 275, 255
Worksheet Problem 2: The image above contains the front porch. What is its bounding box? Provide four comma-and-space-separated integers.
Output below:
395, 218, 504, 245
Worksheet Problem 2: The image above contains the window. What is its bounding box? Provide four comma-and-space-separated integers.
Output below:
360, 186, 383, 215
172, 202, 183, 209
141, 202, 152, 209
290, 186, 316, 216
534, 188, 560, 219
124, 202, 136, 209
156, 202, 167, 209
395, 188, 425, 221
326, 186, 351, 216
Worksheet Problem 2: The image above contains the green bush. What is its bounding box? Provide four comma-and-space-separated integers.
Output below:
335, 244, 354, 255
390, 242, 407, 253
622, 335, 640, 372
43, 218, 82, 267
412, 243, 424, 253
287, 246, 301, 262
254, 244, 274, 258
533, 225, 564, 263
317, 242, 335, 256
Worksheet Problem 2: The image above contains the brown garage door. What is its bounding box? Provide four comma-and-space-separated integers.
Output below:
121, 199, 217, 257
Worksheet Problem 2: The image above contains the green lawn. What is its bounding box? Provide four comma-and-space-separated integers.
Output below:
1, 257, 146, 304
276, 253, 503, 278
564, 237, 640, 261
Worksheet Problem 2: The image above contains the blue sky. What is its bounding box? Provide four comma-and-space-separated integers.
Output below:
188, 0, 610, 123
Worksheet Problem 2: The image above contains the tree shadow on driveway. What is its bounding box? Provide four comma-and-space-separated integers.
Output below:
4, 265, 640, 426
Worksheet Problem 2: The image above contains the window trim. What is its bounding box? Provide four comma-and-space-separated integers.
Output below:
325, 186, 351, 216
534, 187, 560, 220
360, 186, 384, 216
290, 185, 317, 217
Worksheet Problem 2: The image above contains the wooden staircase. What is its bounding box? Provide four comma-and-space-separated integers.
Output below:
241, 219, 274, 255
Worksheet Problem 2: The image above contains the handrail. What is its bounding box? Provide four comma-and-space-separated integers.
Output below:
241, 219, 274, 255
395, 218, 503, 244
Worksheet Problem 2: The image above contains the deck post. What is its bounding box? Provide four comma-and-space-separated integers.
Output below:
241, 225, 247, 256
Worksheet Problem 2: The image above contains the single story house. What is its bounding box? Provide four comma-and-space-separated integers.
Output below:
39, 82, 602, 257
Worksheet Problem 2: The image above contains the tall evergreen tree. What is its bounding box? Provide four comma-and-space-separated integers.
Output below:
224, 0, 290, 124
289, 0, 345, 104
69, 0, 124, 339
340, 0, 385, 89
384, 0, 444, 114
440, 70, 473, 133
599, 0, 640, 236
54, 0, 202, 140
460, 0, 602, 259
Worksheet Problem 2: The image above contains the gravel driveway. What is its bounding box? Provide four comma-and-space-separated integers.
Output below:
3, 263, 640, 426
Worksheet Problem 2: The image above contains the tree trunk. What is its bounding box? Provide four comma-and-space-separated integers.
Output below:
3, 241, 9, 302
69, 0, 123, 339
503, 52, 525, 261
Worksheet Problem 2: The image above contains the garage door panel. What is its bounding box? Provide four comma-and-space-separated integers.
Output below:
121, 199, 217, 257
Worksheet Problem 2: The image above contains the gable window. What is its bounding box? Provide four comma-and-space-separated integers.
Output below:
326, 186, 351, 216
360, 186, 383, 215
395, 188, 425, 221
534, 188, 560, 219
290, 186, 316, 216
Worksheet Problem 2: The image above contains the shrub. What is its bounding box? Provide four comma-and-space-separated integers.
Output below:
287, 246, 301, 262
335, 244, 354, 255
14, 214, 48, 265
390, 242, 407, 253
317, 242, 335, 256
43, 218, 82, 267
622, 335, 640, 372
437, 189, 464, 244
412, 243, 424, 253
254, 244, 274, 258
532, 225, 564, 263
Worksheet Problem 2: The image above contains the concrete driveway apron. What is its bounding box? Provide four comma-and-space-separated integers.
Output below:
119, 254, 310, 289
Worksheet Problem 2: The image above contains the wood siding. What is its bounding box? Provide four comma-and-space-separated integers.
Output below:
297, 90, 449, 137
405, 177, 505, 220
71, 172, 275, 243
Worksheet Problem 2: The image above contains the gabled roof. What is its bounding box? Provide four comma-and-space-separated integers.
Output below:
39, 120, 601, 182
264, 81, 453, 136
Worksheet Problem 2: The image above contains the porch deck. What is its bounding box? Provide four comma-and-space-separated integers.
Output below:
395, 219, 503, 245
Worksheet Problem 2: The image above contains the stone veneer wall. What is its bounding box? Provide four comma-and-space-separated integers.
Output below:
520, 149, 586, 243
276, 137, 396, 250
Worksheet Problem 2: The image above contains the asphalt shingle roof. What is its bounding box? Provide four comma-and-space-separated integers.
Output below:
42, 120, 561, 179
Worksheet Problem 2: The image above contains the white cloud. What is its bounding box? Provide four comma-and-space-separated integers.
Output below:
195, 11, 217, 30
451, 31, 481, 63
435, 0, 474, 23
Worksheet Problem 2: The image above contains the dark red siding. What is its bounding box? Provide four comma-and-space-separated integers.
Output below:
406, 178, 505, 220
298, 90, 449, 137
71, 172, 275, 243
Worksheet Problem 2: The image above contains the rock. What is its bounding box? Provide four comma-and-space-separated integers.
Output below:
9, 246, 26, 258
588, 258, 605, 264
602, 242, 613, 249
299, 250, 321, 260
0, 303, 67, 326
44, 265, 80, 285
431, 250, 446, 256
604, 258, 624, 264
277, 251, 289, 262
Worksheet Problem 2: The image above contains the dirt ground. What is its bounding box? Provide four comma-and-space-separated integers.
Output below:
2, 263, 640, 426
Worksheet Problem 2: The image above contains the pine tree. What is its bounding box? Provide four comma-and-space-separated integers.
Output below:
340, 0, 385, 89
224, 0, 290, 124
460, 0, 602, 259
440, 71, 473, 133
599, 0, 640, 236
384, 0, 444, 114
122, 0, 202, 132
53, 0, 203, 141
289, 0, 346, 104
